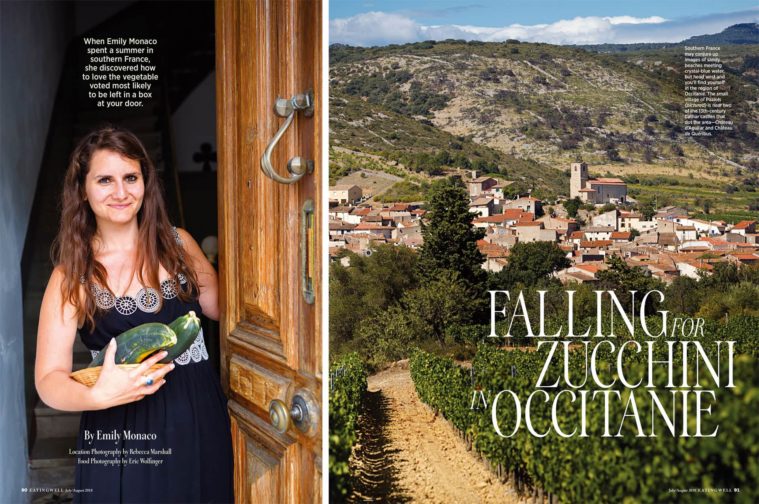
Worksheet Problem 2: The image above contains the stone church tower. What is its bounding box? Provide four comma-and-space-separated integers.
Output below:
570, 162, 588, 199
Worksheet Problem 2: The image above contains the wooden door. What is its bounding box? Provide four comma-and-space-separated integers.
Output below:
216, 0, 322, 502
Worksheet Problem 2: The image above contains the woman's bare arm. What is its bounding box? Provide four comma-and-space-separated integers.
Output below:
176, 228, 219, 320
35, 267, 101, 411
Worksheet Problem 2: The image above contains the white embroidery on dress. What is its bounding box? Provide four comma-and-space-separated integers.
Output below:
84, 226, 188, 316
89, 328, 208, 366
174, 328, 209, 365
91, 279, 185, 315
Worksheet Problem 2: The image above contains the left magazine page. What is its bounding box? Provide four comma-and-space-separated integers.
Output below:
1, 1, 227, 503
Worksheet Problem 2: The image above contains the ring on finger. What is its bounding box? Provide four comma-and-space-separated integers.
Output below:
144, 375, 154, 387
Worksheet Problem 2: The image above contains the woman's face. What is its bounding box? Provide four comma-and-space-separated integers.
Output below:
84, 149, 145, 226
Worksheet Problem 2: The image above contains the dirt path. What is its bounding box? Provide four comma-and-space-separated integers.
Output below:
349, 364, 524, 503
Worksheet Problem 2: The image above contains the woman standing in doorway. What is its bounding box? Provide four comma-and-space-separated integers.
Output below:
35, 125, 233, 503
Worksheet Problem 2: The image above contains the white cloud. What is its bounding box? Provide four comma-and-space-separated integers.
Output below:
329, 11, 422, 47
329, 9, 759, 46
604, 16, 667, 25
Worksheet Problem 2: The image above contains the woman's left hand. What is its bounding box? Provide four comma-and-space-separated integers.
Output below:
89, 338, 175, 409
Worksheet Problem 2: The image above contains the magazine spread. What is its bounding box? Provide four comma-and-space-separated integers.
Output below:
327, 1, 759, 503
1, 0, 758, 503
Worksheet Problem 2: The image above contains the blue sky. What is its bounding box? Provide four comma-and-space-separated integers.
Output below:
329, 0, 759, 46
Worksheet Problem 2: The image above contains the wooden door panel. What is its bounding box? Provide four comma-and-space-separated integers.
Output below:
217, 0, 322, 502
231, 412, 287, 503
229, 355, 289, 413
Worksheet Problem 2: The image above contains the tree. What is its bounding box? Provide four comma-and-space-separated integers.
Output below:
417, 177, 486, 290
563, 197, 582, 218
355, 306, 420, 365
402, 271, 474, 346
699, 262, 740, 289
696, 283, 759, 320
493, 241, 570, 288
702, 199, 712, 214
640, 202, 656, 221
606, 146, 622, 162
329, 245, 418, 352
596, 255, 664, 310
664, 276, 701, 315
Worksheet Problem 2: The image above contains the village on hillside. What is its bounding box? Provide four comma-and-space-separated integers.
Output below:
329, 162, 759, 283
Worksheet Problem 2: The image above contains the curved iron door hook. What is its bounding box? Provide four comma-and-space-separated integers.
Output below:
260, 90, 315, 185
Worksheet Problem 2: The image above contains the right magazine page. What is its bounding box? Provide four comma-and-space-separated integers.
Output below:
327, 0, 759, 502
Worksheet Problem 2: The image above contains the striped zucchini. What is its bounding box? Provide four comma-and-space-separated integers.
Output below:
88, 322, 177, 368
161, 311, 202, 363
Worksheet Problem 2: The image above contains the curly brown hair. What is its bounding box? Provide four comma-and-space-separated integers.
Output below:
51, 125, 198, 328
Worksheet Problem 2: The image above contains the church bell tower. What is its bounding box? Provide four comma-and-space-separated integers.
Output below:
570, 162, 588, 199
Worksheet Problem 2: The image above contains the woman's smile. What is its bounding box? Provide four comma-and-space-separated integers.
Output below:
84, 149, 145, 225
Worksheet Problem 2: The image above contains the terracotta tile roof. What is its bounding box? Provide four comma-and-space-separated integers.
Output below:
477, 242, 510, 258
730, 253, 759, 261
589, 178, 626, 185
734, 220, 756, 230
389, 203, 412, 211
701, 236, 729, 245
611, 232, 631, 240
580, 240, 613, 248
575, 263, 604, 273
505, 209, 534, 220
569, 231, 585, 240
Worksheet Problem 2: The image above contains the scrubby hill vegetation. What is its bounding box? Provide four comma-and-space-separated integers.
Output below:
330, 26, 759, 213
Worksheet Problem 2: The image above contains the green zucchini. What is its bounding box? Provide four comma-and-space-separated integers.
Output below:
161, 311, 202, 363
88, 322, 177, 367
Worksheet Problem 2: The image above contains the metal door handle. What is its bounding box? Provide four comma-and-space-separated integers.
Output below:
260, 90, 315, 184
269, 394, 317, 434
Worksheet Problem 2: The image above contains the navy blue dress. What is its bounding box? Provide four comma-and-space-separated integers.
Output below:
74, 277, 234, 503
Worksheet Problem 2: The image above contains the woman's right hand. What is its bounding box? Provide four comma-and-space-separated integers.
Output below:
89, 338, 175, 409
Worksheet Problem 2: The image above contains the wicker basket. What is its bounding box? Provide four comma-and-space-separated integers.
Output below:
71, 364, 168, 387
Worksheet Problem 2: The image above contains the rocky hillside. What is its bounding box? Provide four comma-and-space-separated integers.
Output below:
329, 27, 759, 216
